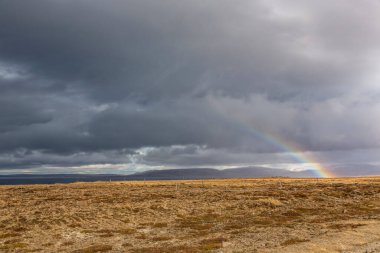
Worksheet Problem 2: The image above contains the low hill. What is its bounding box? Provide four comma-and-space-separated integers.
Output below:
129, 167, 314, 180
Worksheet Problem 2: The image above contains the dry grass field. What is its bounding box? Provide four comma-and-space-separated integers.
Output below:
0, 177, 380, 252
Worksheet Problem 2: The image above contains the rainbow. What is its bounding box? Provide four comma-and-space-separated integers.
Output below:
246, 127, 335, 178
208, 98, 335, 178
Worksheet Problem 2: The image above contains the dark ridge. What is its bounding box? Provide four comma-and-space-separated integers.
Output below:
1, 164, 379, 185
0, 167, 315, 185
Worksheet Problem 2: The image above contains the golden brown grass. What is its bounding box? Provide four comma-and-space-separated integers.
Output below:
0, 177, 379, 252
72, 244, 113, 253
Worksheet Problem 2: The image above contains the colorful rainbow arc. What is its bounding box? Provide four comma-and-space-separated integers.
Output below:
247, 128, 335, 178
209, 99, 335, 178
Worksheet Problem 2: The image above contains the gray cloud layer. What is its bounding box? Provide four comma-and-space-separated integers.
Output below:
1, 0, 380, 172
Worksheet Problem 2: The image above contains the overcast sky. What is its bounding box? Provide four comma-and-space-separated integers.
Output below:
0, 0, 380, 174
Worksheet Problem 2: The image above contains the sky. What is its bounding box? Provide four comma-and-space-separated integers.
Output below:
0, 0, 380, 175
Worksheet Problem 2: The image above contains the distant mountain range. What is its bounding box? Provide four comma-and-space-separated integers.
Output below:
130, 167, 315, 180
0, 164, 379, 185
327, 163, 380, 177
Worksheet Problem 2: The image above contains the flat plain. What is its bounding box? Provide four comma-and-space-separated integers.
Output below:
0, 177, 379, 252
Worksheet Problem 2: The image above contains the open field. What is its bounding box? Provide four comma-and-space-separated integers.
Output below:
0, 177, 380, 252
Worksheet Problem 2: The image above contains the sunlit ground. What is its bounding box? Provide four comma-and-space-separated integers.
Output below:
0, 177, 379, 252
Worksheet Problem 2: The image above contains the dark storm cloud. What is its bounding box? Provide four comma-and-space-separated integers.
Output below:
0, 98, 52, 132
0, 0, 380, 170
2, 0, 377, 101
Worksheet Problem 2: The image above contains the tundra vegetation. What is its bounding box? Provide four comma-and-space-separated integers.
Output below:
0, 177, 379, 252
